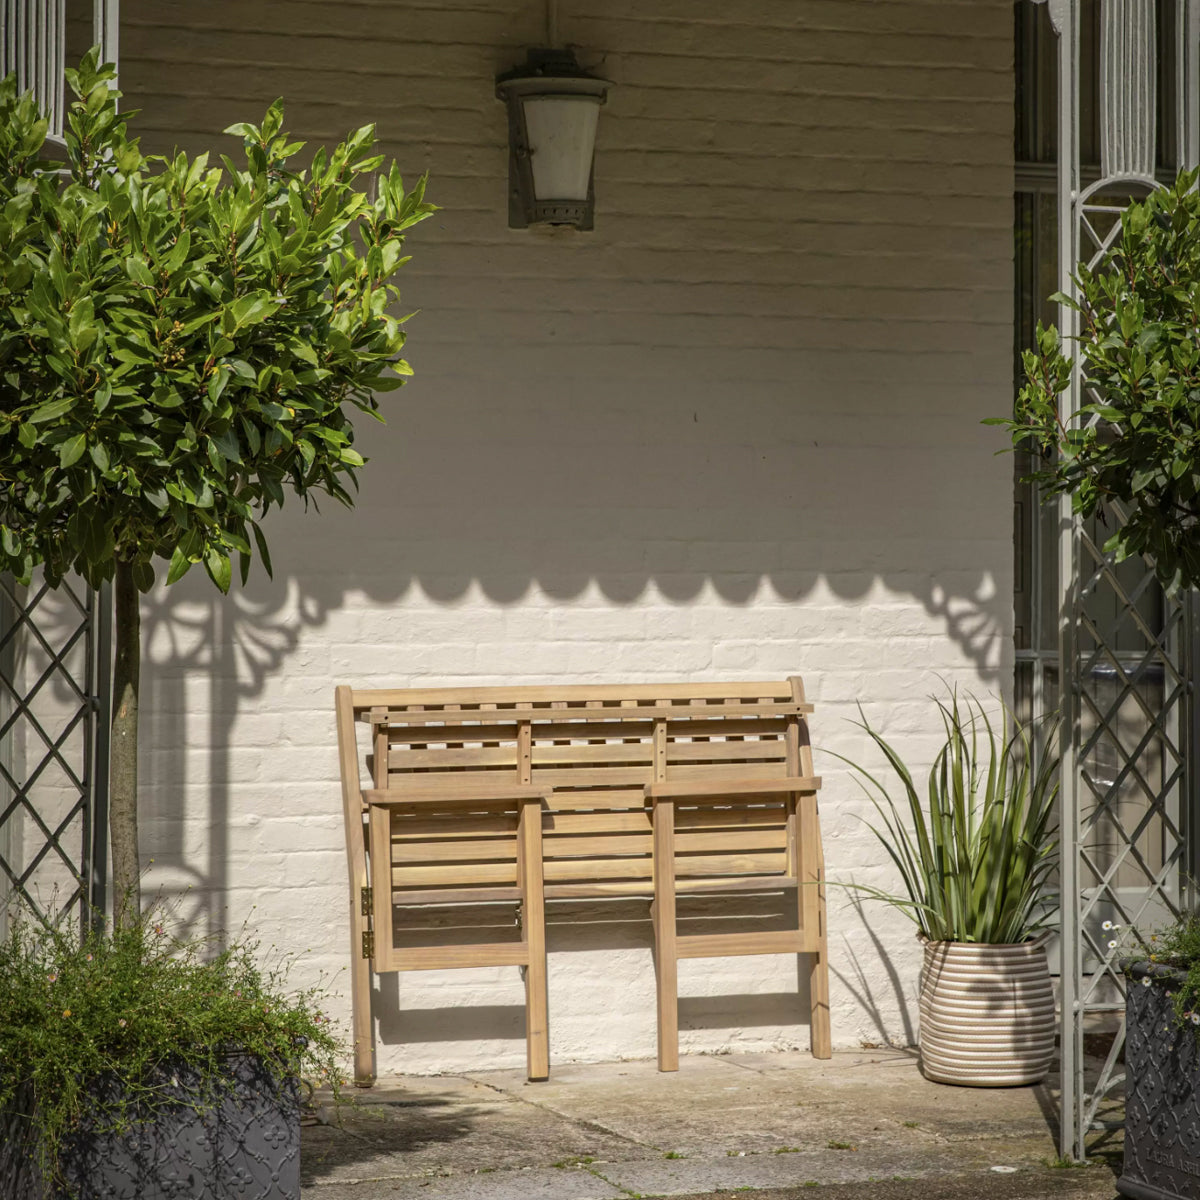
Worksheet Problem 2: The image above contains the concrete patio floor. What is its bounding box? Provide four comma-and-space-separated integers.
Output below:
300, 1049, 1123, 1200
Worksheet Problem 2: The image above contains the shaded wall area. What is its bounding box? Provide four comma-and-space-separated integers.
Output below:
116, 0, 1014, 1070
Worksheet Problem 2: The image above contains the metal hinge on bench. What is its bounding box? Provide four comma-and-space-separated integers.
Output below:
361, 886, 373, 915
361, 930, 375, 960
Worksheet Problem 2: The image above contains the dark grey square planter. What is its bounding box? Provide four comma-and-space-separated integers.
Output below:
1118, 960, 1200, 1200
0, 1052, 299, 1200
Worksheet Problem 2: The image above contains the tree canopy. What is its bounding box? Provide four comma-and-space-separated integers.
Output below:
0, 50, 434, 922
0, 50, 435, 596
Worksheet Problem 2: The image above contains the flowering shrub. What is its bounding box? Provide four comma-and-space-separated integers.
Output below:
0, 907, 342, 1189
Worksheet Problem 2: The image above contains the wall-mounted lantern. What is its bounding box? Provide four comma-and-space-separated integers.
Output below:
496, 48, 610, 230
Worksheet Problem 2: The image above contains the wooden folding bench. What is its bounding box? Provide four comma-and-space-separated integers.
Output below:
334, 679, 830, 1086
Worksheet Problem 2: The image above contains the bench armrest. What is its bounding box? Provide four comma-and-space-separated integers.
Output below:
363, 784, 549, 808
644, 776, 820, 801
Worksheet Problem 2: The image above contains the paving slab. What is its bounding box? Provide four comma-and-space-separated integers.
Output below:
304, 1166, 625, 1200
301, 1073, 640, 1188
659, 1167, 1119, 1200
300, 1049, 1122, 1200
462, 1049, 1058, 1156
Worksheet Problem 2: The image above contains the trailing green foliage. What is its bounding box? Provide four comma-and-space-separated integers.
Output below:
0, 907, 343, 1192
0, 49, 434, 593
1131, 912, 1200, 1031
840, 694, 1060, 944
990, 168, 1200, 593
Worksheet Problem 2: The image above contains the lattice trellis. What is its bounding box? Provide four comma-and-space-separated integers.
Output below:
0, 575, 109, 931
0, 4, 119, 936
1060, 175, 1195, 1154
1039, 0, 1200, 1161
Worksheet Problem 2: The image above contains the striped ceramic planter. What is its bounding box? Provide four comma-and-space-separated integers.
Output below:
918, 938, 1056, 1087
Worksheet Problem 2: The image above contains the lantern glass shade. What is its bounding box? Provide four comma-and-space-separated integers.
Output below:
496, 49, 611, 229
521, 95, 602, 203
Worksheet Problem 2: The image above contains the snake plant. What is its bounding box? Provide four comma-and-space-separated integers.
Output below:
843, 693, 1060, 944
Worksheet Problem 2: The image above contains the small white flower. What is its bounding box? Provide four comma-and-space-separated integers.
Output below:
1192, 1013, 1199, 1026
1108, 940, 1118, 950
1143, 977, 1153, 988
1102, 920, 1113, 931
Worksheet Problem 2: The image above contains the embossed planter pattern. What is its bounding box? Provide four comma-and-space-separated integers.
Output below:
918, 938, 1056, 1086
1118, 960, 1200, 1200
0, 1052, 299, 1200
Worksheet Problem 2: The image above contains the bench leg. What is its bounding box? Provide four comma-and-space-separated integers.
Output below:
800, 793, 832, 1059
349, 898, 376, 1086
518, 797, 549, 1081
652, 797, 679, 1072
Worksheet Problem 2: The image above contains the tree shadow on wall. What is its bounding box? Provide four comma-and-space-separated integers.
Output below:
132, 380, 1011, 953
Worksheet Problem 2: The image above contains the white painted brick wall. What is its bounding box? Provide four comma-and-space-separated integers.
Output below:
110, 0, 1014, 1072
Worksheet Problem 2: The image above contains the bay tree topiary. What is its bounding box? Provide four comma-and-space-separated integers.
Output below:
0, 52, 434, 924
995, 169, 1200, 594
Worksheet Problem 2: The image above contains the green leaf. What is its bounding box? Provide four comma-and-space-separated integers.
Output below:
29, 398, 75, 424
68, 296, 94, 341
230, 294, 278, 329
204, 545, 232, 593
210, 426, 242, 464
124, 256, 154, 287
133, 560, 156, 592
251, 522, 273, 578
59, 433, 86, 468
166, 546, 192, 585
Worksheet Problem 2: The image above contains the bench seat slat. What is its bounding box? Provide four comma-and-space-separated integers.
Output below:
677, 931, 806, 959
363, 784, 546, 806
646, 775, 820, 800
387, 877, 802, 905
389, 806, 789, 842
393, 860, 520, 886
391, 886, 524, 905
389, 850, 788, 889
379, 761, 794, 799
392, 826, 786, 864
391, 813, 520, 839
394, 943, 530, 971
382, 788, 652, 815
541, 876, 800, 900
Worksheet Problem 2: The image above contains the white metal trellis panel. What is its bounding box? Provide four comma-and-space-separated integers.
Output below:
0, 0, 66, 137
0, 0, 119, 140
0, 6, 119, 934
1039, 0, 1200, 1163
0, 576, 110, 931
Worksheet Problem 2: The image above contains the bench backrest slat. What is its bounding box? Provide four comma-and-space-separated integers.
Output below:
352, 682, 797, 708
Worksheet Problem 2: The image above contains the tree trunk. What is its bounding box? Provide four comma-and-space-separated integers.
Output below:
110, 558, 141, 928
